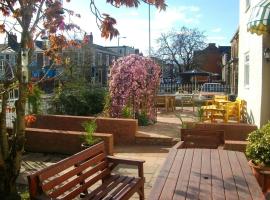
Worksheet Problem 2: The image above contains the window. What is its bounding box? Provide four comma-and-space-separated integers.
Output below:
97, 53, 102, 65
246, 0, 250, 11
98, 68, 102, 83
0, 60, 4, 75
244, 52, 249, 87
111, 56, 115, 63
106, 55, 109, 66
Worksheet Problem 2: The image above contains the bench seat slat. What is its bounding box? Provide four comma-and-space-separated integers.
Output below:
41, 152, 106, 192
39, 142, 105, 181
111, 177, 141, 200
48, 161, 109, 198
62, 168, 111, 200
84, 175, 121, 199
92, 176, 130, 200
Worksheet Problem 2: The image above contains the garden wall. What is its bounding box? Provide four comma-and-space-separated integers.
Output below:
190, 122, 257, 141
29, 115, 138, 145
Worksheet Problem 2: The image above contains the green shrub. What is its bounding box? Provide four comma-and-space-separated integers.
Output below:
81, 120, 99, 146
246, 121, 270, 166
137, 112, 149, 126
28, 85, 43, 114
121, 105, 133, 118
53, 83, 106, 116
197, 107, 204, 122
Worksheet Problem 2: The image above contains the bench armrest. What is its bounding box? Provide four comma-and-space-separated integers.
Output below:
107, 156, 145, 178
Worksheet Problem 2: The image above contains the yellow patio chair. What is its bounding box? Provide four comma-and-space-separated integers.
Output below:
214, 95, 228, 101
236, 97, 248, 123
224, 101, 241, 123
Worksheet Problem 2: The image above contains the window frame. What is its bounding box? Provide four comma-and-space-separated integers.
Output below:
244, 52, 250, 87
245, 0, 250, 12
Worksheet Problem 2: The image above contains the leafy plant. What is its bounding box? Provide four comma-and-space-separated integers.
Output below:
121, 105, 133, 118
82, 120, 99, 146
137, 112, 149, 126
53, 81, 106, 116
197, 107, 204, 122
246, 121, 270, 166
28, 85, 43, 114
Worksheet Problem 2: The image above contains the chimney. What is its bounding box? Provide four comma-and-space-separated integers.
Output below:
88, 32, 93, 44
209, 43, 216, 47
8, 33, 18, 50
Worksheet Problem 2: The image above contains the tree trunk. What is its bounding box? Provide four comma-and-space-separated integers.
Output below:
0, 86, 21, 199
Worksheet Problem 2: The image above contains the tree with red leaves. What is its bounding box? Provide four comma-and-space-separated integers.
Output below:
0, 0, 166, 198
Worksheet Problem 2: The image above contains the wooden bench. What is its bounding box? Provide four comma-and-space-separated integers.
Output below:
27, 142, 145, 200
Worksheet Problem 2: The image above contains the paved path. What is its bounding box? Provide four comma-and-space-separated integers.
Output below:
19, 145, 170, 200
138, 107, 196, 138
19, 108, 196, 199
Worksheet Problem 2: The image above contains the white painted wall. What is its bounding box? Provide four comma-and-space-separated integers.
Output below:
238, 0, 263, 127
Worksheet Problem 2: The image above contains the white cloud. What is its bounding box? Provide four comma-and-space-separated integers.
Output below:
207, 36, 228, 45
211, 28, 222, 33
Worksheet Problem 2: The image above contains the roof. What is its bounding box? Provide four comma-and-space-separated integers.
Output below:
93, 44, 120, 56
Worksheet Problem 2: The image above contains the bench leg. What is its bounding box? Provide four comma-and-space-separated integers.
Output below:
138, 185, 145, 200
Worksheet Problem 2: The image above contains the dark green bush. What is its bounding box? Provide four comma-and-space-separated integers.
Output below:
137, 111, 149, 126
246, 121, 270, 166
53, 82, 107, 116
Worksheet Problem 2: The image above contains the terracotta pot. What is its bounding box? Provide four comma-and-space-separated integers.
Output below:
249, 160, 270, 194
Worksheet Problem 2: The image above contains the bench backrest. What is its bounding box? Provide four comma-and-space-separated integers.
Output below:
28, 142, 109, 200
181, 129, 224, 149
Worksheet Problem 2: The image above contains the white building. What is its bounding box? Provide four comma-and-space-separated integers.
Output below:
239, 0, 270, 127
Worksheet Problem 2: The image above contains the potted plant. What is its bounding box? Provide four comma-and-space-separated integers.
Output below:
246, 121, 270, 193
81, 119, 101, 149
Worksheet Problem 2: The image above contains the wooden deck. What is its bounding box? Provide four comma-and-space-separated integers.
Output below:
149, 148, 264, 200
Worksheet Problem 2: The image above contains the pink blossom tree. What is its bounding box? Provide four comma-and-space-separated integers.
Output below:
109, 54, 161, 123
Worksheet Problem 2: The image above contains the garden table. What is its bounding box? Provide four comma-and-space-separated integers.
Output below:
149, 148, 264, 200
156, 94, 175, 112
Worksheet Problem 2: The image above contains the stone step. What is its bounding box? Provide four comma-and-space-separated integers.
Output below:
223, 140, 248, 152
135, 131, 179, 146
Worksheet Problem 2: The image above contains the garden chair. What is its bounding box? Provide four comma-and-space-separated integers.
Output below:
236, 97, 248, 123
223, 101, 241, 123
156, 96, 166, 110
180, 94, 194, 111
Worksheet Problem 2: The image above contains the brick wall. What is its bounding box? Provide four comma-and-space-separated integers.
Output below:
182, 122, 257, 141
29, 115, 138, 144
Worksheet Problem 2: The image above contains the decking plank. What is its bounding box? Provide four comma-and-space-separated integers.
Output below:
173, 149, 194, 200
148, 148, 178, 200
159, 149, 186, 200
235, 152, 265, 200
186, 149, 202, 200
149, 149, 265, 200
227, 151, 252, 199
219, 150, 238, 200
210, 150, 225, 200
199, 149, 212, 200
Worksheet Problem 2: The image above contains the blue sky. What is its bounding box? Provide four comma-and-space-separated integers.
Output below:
3, 0, 239, 55
64, 0, 239, 55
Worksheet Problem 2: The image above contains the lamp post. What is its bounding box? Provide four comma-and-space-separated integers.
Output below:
117, 36, 126, 46
149, 4, 151, 56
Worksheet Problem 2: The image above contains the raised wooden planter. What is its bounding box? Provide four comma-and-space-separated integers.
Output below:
29, 115, 138, 144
